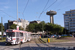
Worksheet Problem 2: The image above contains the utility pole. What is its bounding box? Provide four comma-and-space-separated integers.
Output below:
1, 17, 3, 40
17, 0, 21, 50
17, 0, 18, 26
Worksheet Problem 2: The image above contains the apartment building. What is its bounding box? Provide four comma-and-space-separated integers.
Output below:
64, 10, 75, 33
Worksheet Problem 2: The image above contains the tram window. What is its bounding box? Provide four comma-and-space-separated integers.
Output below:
16, 32, 20, 37
20, 33, 23, 37
6, 32, 15, 37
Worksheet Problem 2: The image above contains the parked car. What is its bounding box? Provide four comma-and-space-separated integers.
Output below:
61, 34, 67, 36
51, 35, 57, 38
56, 35, 61, 38
73, 34, 75, 37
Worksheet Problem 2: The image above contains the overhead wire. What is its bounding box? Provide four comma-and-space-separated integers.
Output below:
39, 0, 49, 18
22, 0, 29, 18
39, 0, 57, 18
0, 10, 16, 19
56, 0, 65, 11
45, 0, 57, 11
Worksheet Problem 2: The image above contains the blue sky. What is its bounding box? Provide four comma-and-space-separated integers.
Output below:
0, 0, 75, 27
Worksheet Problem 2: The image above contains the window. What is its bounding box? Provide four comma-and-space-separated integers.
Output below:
6, 32, 15, 37
72, 14, 75, 16
72, 19, 75, 21
16, 32, 20, 37
71, 11, 75, 13
64, 17, 69, 20
69, 14, 71, 16
20, 33, 23, 37
65, 22, 69, 25
64, 15, 68, 16
69, 16, 75, 18
66, 12, 70, 13
65, 20, 69, 21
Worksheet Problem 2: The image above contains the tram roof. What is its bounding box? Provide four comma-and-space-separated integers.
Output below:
6, 29, 30, 33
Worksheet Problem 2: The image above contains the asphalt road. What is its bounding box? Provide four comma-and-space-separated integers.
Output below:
0, 36, 75, 50
0, 41, 75, 50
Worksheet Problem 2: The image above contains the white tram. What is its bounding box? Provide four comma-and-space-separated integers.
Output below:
5, 29, 31, 45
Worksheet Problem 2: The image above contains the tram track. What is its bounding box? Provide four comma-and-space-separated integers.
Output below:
38, 38, 51, 47
33, 37, 50, 50
1, 37, 51, 50
34, 37, 52, 50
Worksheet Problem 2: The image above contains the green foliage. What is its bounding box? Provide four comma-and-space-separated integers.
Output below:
63, 28, 69, 34
0, 23, 4, 31
10, 24, 24, 30
26, 21, 64, 34
44, 23, 64, 34
26, 21, 46, 32
10, 24, 17, 29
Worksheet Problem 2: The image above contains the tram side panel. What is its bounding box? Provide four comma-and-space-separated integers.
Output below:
15, 32, 20, 44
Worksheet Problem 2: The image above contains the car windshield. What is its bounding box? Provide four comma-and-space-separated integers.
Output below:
6, 32, 15, 37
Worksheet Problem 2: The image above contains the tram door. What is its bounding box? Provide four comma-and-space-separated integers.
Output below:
16, 32, 20, 43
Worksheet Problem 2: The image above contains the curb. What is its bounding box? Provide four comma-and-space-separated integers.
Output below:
39, 38, 75, 44
48, 41, 75, 44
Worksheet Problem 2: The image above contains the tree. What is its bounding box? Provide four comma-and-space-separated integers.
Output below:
26, 21, 46, 32
44, 23, 64, 35
39, 21, 46, 31
10, 24, 24, 30
26, 23, 35, 32
0, 23, 4, 31
26, 21, 64, 35
10, 24, 17, 29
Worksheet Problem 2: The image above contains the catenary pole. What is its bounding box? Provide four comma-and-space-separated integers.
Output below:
17, 0, 18, 26
1, 17, 3, 40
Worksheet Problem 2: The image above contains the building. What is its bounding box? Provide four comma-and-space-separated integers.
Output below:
4, 19, 29, 30
4, 23, 8, 31
64, 10, 75, 33
30, 20, 41, 24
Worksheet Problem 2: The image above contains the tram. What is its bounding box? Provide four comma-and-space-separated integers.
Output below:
5, 29, 31, 45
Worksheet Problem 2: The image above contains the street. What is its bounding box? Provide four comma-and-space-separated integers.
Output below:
0, 37, 75, 50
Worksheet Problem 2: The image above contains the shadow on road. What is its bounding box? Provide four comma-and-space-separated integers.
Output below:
12, 47, 75, 50
0, 42, 6, 46
0, 42, 17, 46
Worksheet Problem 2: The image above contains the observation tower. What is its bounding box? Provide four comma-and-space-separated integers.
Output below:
46, 10, 57, 24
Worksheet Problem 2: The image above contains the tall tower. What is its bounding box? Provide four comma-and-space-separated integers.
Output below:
46, 10, 57, 24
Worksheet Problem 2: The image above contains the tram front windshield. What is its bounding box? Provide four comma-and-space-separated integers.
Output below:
6, 32, 15, 37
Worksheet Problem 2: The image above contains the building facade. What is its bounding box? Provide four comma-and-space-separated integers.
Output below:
64, 10, 75, 33
4, 23, 8, 31
4, 19, 29, 30
30, 20, 41, 24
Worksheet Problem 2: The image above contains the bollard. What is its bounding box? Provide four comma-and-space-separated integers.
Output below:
47, 38, 50, 43
39, 36, 41, 38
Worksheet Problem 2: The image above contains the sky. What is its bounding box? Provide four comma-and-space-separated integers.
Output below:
0, 0, 75, 27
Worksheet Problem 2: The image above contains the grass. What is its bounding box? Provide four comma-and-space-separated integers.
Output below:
41, 38, 69, 43
0, 37, 6, 42
0, 40, 6, 42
